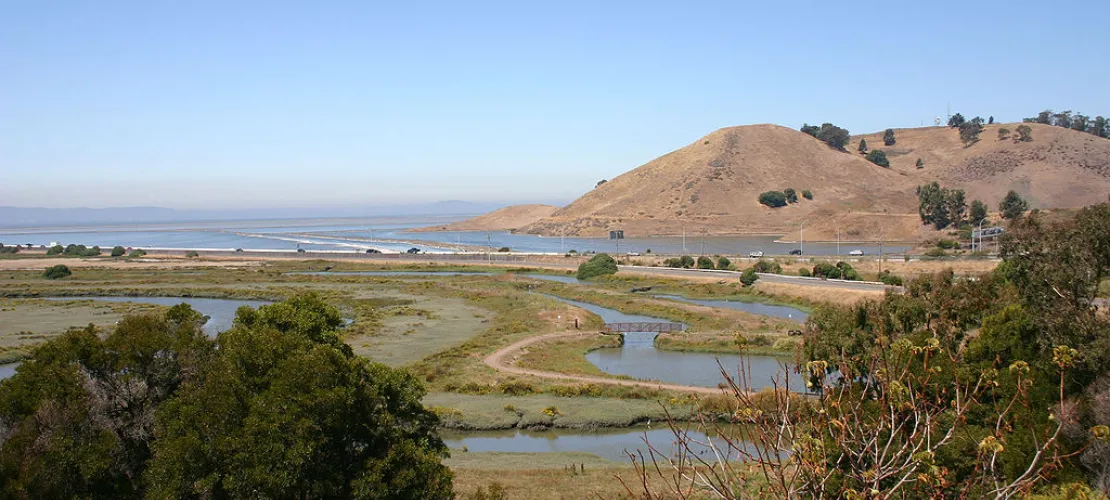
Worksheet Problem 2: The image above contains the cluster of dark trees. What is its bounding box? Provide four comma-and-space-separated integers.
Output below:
46, 244, 102, 257
0, 294, 454, 498
759, 188, 810, 208
948, 113, 987, 146
0, 244, 19, 254
919, 183, 1029, 230
1025, 110, 1110, 139
810, 261, 861, 280
800, 123, 850, 150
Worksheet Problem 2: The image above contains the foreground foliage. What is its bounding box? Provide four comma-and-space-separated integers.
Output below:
0, 294, 452, 499
635, 203, 1110, 498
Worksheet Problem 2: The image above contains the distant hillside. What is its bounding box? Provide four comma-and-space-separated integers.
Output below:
521, 123, 1110, 241
410, 204, 559, 232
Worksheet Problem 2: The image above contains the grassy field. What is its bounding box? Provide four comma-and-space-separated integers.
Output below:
425, 392, 681, 430
654, 331, 800, 357
346, 294, 491, 367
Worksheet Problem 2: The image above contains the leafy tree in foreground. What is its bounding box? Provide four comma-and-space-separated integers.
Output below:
0, 294, 453, 499
577, 253, 618, 279
999, 190, 1029, 220
865, 149, 890, 168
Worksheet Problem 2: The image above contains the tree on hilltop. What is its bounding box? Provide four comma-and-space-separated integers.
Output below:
816, 123, 850, 150
883, 128, 896, 146
948, 113, 966, 127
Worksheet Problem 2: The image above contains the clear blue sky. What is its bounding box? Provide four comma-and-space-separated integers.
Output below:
3, 1, 1108, 209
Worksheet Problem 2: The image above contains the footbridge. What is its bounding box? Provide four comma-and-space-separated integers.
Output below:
602, 322, 685, 333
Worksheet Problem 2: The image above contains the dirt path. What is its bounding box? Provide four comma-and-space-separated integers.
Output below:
483, 331, 724, 395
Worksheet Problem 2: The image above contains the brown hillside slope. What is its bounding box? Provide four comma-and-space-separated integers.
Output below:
523, 124, 1110, 241
522, 124, 923, 240
409, 204, 558, 232
853, 123, 1110, 210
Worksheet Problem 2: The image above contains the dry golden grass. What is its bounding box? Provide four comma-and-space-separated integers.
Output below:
754, 281, 884, 306
521, 123, 1110, 241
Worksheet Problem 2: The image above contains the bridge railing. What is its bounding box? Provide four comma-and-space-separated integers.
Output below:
603, 322, 685, 333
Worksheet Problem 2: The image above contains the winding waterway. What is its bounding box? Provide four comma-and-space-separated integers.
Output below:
441, 426, 751, 462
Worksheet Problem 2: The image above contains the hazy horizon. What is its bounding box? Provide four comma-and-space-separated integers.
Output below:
3, 1, 1108, 208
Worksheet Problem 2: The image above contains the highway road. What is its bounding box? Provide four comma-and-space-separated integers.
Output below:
616, 265, 900, 292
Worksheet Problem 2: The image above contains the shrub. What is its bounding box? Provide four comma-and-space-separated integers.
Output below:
801, 190, 813, 200
837, 261, 861, 281
798, 267, 811, 277
129, 249, 147, 258
937, 239, 959, 250
857, 138, 868, 154
739, 268, 758, 286
185, 251, 200, 258
717, 256, 731, 270
883, 128, 896, 146
43, 264, 72, 280
576, 253, 618, 280
696, 256, 715, 269
758, 191, 788, 208
815, 123, 851, 150
663, 258, 682, 268
46, 245, 63, 256
924, 247, 948, 257
811, 261, 841, 279
110, 246, 126, 257
877, 270, 904, 286
783, 188, 798, 204
680, 255, 695, 268
497, 247, 510, 252
998, 127, 1011, 140
915, 158, 924, 169
751, 260, 782, 274
541, 406, 561, 417
772, 339, 797, 351
865, 150, 890, 168
0, 244, 19, 254
1016, 124, 1033, 142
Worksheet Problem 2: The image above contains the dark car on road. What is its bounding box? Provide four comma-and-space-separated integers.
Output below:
406, 247, 421, 254
365, 248, 381, 254
789, 249, 803, 255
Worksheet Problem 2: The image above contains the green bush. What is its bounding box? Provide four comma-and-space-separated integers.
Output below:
43, 264, 72, 280
877, 271, 904, 286
496, 247, 510, 252
716, 256, 731, 270
0, 244, 19, 254
739, 268, 758, 286
576, 253, 618, 280
185, 251, 200, 258
924, 247, 948, 257
663, 258, 682, 268
865, 150, 890, 168
936, 239, 959, 250
784, 188, 798, 204
110, 246, 126, 257
802, 190, 813, 200
129, 249, 147, 258
758, 191, 788, 208
46, 245, 63, 256
751, 260, 782, 274
696, 256, 715, 269
680, 255, 695, 268
811, 261, 841, 279
798, 267, 812, 277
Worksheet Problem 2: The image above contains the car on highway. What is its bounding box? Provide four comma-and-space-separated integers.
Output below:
789, 249, 803, 256
748, 251, 764, 258
365, 248, 381, 254
848, 249, 864, 256
406, 247, 421, 254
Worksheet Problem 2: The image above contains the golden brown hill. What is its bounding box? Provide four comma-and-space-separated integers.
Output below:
521, 123, 1110, 241
409, 204, 559, 232
852, 123, 1110, 210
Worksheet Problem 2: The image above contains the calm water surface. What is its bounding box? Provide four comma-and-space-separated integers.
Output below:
540, 294, 803, 391
290, 271, 494, 277
654, 295, 807, 323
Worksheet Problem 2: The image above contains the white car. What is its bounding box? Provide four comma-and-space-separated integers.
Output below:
848, 249, 864, 256
749, 251, 764, 258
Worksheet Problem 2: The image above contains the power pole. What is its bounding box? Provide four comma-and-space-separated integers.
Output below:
487, 231, 492, 264
682, 226, 687, 253
799, 221, 806, 254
